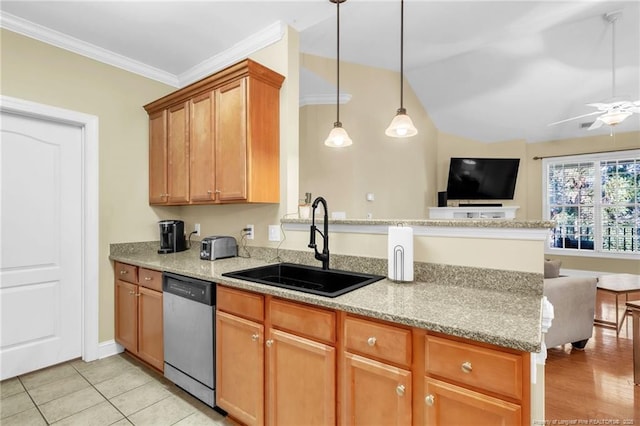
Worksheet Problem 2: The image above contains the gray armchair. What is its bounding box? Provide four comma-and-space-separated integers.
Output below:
543, 276, 598, 349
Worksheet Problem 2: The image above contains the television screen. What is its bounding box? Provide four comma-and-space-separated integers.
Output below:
446, 158, 520, 200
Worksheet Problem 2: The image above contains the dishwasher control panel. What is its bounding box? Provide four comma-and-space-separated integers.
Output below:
163, 273, 214, 305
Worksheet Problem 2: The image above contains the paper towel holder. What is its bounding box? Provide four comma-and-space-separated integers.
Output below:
392, 244, 406, 281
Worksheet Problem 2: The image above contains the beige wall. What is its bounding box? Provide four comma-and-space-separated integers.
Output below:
437, 132, 529, 219
1, 29, 174, 342
0, 27, 300, 342
299, 54, 438, 220
437, 129, 640, 274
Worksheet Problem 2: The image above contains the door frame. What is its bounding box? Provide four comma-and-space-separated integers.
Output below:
1, 95, 99, 362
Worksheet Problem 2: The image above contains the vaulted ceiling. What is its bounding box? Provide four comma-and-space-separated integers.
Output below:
2, 1, 639, 143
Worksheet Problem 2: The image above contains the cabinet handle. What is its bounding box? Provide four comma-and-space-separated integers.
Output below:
396, 385, 405, 396
120, 270, 127, 275
214, 189, 221, 194
144, 277, 152, 281
367, 337, 377, 347
425, 394, 435, 406
251, 334, 259, 342
461, 361, 473, 373
266, 339, 274, 347
160, 193, 169, 198
135, 293, 141, 297
128, 290, 135, 295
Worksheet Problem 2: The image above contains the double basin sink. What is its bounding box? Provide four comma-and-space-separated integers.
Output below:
222, 263, 385, 298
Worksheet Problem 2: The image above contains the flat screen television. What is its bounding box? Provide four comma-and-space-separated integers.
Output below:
446, 158, 520, 200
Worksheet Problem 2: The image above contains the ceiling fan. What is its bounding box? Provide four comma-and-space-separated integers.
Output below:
549, 11, 640, 130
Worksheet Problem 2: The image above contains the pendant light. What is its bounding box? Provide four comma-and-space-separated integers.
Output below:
385, 0, 418, 138
325, 0, 353, 148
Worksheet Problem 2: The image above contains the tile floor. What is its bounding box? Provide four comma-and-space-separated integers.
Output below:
0, 353, 229, 425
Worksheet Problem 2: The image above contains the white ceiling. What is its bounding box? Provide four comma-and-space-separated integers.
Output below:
2, 0, 639, 143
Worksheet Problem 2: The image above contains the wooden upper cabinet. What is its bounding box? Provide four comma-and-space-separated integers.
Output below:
144, 59, 284, 206
190, 91, 215, 202
216, 79, 248, 202
167, 102, 190, 204
148, 111, 167, 204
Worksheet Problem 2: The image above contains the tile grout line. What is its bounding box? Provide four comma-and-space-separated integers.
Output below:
70, 359, 132, 424
16, 376, 50, 425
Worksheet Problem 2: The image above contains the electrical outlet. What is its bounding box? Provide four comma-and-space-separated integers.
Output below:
268, 225, 280, 242
194, 223, 201, 236
246, 224, 254, 240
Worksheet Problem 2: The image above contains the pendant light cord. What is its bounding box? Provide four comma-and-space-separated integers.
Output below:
399, 0, 404, 110
336, 0, 341, 124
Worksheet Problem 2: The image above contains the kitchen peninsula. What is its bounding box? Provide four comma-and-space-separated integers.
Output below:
110, 218, 553, 425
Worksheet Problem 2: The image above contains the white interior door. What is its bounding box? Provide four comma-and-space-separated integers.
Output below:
0, 111, 83, 380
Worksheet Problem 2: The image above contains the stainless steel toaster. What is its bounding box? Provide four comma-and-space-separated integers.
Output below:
200, 236, 237, 260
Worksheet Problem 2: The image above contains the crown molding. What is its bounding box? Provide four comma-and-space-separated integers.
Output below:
0, 11, 180, 87
178, 21, 286, 87
0, 12, 287, 89
300, 93, 352, 107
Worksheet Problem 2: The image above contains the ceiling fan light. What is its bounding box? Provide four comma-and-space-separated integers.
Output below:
385, 109, 418, 138
325, 122, 353, 147
599, 110, 632, 126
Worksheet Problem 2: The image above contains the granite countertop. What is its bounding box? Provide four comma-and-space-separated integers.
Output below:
281, 218, 555, 229
110, 242, 543, 353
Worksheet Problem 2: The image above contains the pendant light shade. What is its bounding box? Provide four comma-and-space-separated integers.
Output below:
386, 108, 418, 137
325, 0, 352, 148
386, 0, 417, 138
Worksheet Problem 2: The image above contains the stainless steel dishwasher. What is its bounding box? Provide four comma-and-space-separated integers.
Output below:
163, 272, 215, 407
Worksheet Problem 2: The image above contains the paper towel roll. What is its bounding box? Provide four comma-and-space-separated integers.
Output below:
388, 226, 414, 282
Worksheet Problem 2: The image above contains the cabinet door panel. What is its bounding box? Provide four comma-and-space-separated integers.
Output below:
149, 110, 167, 204
267, 329, 335, 426
423, 377, 521, 426
115, 280, 138, 353
216, 311, 264, 426
167, 102, 190, 204
216, 79, 247, 202
137, 287, 163, 371
342, 352, 411, 426
190, 92, 215, 202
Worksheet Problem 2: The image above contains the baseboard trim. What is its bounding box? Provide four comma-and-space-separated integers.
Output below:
98, 340, 124, 359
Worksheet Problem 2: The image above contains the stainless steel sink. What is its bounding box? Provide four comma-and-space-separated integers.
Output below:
222, 263, 385, 298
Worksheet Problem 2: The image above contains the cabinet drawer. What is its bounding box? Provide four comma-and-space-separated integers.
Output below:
139, 268, 162, 292
217, 285, 264, 322
344, 316, 411, 367
115, 262, 138, 284
270, 298, 336, 343
425, 335, 523, 400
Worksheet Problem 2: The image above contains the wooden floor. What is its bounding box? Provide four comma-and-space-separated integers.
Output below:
545, 292, 640, 422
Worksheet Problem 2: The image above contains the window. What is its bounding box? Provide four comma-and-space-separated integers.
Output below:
543, 150, 640, 258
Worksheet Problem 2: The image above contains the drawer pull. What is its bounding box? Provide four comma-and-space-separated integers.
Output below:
251, 334, 259, 342
367, 337, 377, 347
425, 394, 435, 406
135, 293, 141, 297
396, 385, 405, 396
144, 276, 152, 281
266, 339, 274, 347
461, 361, 473, 373
120, 270, 127, 275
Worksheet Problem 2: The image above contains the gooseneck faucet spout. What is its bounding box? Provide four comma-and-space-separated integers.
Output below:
308, 196, 330, 270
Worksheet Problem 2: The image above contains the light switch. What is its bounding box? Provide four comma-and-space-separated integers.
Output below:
268, 225, 281, 242
366, 192, 375, 201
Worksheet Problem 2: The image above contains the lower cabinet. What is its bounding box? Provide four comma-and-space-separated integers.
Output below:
216, 310, 264, 426
114, 262, 164, 371
342, 352, 411, 426
267, 329, 335, 425
423, 377, 521, 425
342, 315, 412, 426
214, 285, 531, 426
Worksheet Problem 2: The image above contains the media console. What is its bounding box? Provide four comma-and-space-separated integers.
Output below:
428, 206, 519, 219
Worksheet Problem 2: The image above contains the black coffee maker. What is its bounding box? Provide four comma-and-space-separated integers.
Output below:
158, 220, 187, 254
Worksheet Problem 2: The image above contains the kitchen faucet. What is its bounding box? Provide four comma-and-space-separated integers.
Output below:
308, 196, 330, 270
